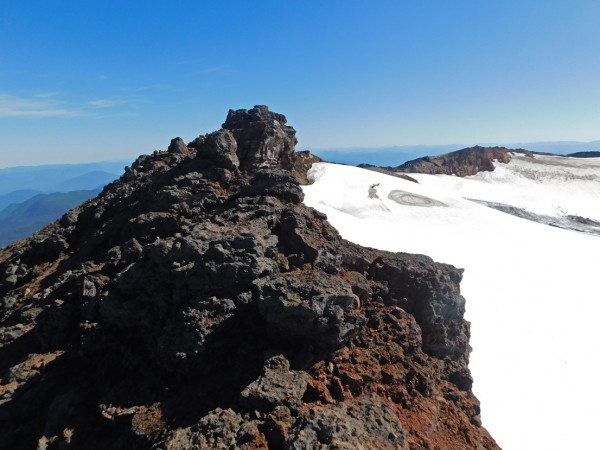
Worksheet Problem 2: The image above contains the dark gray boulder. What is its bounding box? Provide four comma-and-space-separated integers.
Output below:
167, 137, 189, 154
256, 273, 365, 351
240, 353, 309, 412
203, 129, 240, 170
286, 394, 407, 450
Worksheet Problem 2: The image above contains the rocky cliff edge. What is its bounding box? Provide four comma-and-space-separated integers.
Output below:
0, 106, 498, 449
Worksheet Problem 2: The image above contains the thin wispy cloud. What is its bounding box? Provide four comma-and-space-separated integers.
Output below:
33, 92, 61, 99
92, 111, 140, 120
0, 94, 82, 118
88, 98, 126, 108
0, 93, 134, 118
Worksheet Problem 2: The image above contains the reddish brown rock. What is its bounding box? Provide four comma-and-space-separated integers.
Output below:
292, 150, 323, 185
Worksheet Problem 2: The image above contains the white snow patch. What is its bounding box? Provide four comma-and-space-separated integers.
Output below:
302, 159, 600, 450
408, 153, 600, 220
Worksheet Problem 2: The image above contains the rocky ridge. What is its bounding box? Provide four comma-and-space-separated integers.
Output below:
391, 146, 530, 177
0, 106, 498, 449
375, 147, 600, 178
565, 151, 600, 158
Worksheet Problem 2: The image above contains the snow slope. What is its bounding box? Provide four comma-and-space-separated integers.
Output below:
420, 153, 600, 233
302, 155, 600, 450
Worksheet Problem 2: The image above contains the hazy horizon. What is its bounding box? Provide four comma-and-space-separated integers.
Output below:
2, 1, 600, 167
2, 138, 599, 170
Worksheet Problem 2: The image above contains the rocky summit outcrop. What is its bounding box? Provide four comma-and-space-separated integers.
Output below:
0, 106, 498, 449
292, 151, 323, 185
393, 146, 531, 177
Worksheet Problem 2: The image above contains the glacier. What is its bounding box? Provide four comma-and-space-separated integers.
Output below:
302, 153, 600, 450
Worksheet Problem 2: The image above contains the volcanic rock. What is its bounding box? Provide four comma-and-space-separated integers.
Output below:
565, 151, 600, 158
393, 145, 528, 176
0, 105, 498, 449
167, 138, 189, 155
292, 150, 323, 185
221, 105, 296, 171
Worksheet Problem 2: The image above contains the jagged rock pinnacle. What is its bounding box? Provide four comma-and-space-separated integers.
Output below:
188, 105, 297, 173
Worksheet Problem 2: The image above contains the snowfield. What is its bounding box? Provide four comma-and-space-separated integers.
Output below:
302, 154, 600, 450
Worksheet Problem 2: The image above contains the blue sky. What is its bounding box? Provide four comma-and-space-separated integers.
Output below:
1, 0, 600, 167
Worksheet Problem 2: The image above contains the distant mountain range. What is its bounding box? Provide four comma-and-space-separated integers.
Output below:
0, 189, 42, 213
308, 145, 462, 167
0, 161, 126, 247
309, 141, 600, 167
0, 189, 101, 247
0, 161, 126, 196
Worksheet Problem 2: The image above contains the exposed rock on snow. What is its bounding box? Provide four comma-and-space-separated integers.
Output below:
393, 146, 521, 176
388, 190, 447, 208
467, 198, 600, 236
566, 150, 600, 158
292, 150, 323, 185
